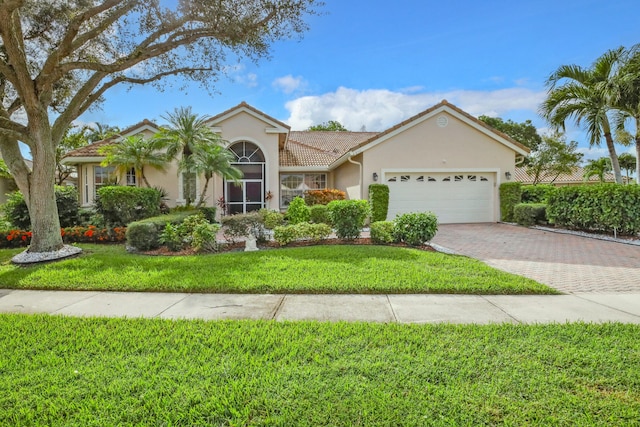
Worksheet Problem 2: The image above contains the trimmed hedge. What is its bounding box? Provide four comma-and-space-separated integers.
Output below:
309, 204, 332, 225
369, 184, 389, 223
273, 222, 332, 246
327, 199, 371, 240
521, 185, 556, 203
96, 186, 161, 226
126, 211, 197, 251
499, 182, 522, 222
286, 197, 310, 225
393, 212, 438, 246
220, 212, 267, 243
546, 184, 640, 235
370, 221, 396, 244
513, 203, 547, 227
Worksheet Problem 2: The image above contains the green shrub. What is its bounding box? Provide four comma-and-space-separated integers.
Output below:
309, 204, 332, 225
393, 212, 438, 246
327, 199, 371, 240
273, 222, 332, 246
220, 211, 266, 243
126, 211, 196, 251
260, 209, 285, 230
370, 221, 396, 244
546, 184, 640, 234
159, 223, 184, 251
304, 189, 345, 205
198, 207, 217, 223
499, 182, 522, 222
521, 185, 556, 203
3, 186, 79, 229
369, 184, 390, 222
96, 186, 161, 226
513, 203, 547, 227
286, 197, 310, 224
190, 221, 220, 253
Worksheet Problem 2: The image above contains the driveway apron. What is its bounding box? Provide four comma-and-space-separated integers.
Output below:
431, 223, 640, 293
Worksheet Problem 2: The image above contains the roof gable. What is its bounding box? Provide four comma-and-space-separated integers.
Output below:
206, 101, 290, 133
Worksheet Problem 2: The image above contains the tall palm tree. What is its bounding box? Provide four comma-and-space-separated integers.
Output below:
99, 135, 167, 187
540, 48, 625, 184
583, 157, 612, 182
618, 152, 637, 183
611, 44, 640, 182
189, 144, 243, 207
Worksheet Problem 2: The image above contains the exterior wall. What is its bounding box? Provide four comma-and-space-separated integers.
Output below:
210, 111, 283, 213
360, 111, 516, 222
332, 153, 362, 199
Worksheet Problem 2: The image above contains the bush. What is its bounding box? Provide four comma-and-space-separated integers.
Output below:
198, 207, 217, 223
304, 189, 346, 205
273, 222, 332, 246
546, 184, 640, 235
499, 182, 522, 222
369, 184, 389, 223
3, 186, 80, 229
286, 197, 310, 224
260, 209, 285, 230
309, 204, 332, 225
220, 211, 266, 243
160, 213, 220, 252
513, 203, 547, 227
327, 199, 371, 240
126, 211, 196, 251
393, 212, 438, 246
96, 186, 161, 226
370, 221, 396, 244
62, 225, 127, 244
521, 185, 556, 204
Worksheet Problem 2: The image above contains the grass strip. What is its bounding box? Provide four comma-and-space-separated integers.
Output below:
0, 244, 555, 294
1, 314, 638, 426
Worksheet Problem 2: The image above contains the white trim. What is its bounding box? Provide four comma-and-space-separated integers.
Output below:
227, 137, 270, 196
121, 124, 159, 137
60, 156, 104, 164
279, 166, 331, 172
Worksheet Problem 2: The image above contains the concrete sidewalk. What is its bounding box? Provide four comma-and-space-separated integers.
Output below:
1, 289, 640, 324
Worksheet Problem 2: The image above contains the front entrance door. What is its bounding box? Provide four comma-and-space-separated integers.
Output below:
225, 141, 266, 214
226, 179, 264, 214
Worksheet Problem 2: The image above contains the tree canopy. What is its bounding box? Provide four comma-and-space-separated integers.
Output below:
0, 0, 322, 255
307, 120, 349, 131
478, 116, 542, 151
525, 132, 583, 184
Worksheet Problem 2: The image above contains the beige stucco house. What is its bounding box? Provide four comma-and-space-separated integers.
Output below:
62, 100, 529, 223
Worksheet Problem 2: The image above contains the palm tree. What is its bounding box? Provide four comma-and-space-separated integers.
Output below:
99, 135, 167, 187
87, 123, 120, 143
611, 44, 640, 182
583, 157, 612, 182
618, 152, 637, 183
154, 106, 242, 206
189, 144, 243, 207
540, 48, 625, 184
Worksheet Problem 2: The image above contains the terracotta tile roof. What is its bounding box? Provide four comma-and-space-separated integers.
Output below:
280, 131, 378, 167
515, 166, 620, 184
64, 119, 159, 159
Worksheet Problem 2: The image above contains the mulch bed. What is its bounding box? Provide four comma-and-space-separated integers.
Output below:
143, 238, 435, 256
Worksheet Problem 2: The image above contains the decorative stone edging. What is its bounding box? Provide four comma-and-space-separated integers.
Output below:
12, 245, 83, 265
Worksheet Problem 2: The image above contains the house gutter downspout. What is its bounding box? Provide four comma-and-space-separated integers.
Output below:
347, 153, 363, 199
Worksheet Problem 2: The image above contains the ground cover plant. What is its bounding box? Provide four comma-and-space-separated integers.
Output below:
1, 315, 638, 426
0, 244, 555, 294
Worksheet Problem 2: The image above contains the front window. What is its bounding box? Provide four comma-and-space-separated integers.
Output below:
94, 166, 115, 201
126, 167, 136, 186
280, 173, 327, 208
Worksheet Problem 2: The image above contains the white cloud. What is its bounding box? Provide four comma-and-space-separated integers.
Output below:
272, 75, 306, 94
284, 86, 547, 131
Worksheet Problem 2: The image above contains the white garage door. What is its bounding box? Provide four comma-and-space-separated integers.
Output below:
385, 172, 495, 223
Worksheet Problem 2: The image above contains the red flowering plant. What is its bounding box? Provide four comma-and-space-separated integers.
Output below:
1, 229, 32, 248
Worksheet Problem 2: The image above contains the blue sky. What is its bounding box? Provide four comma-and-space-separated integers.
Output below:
79, 0, 640, 161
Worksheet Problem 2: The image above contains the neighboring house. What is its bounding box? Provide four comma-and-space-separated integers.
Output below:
515, 166, 624, 186
62, 100, 529, 223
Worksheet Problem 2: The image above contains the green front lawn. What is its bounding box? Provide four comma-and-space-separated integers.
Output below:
2, 315, 638, 426
0, 244, 555, 294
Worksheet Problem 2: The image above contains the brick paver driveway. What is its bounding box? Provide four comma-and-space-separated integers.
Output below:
431, 223, 640, 293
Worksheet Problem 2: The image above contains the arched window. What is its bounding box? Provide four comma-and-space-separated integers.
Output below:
225, 141, 266, 214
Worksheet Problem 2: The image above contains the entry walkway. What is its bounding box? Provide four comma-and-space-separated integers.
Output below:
432, 223, 640, 293
1, 289, 639, 324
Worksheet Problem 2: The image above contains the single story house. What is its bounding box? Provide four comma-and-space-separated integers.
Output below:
62, 100, 530, 223
515, 166, 624, 186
